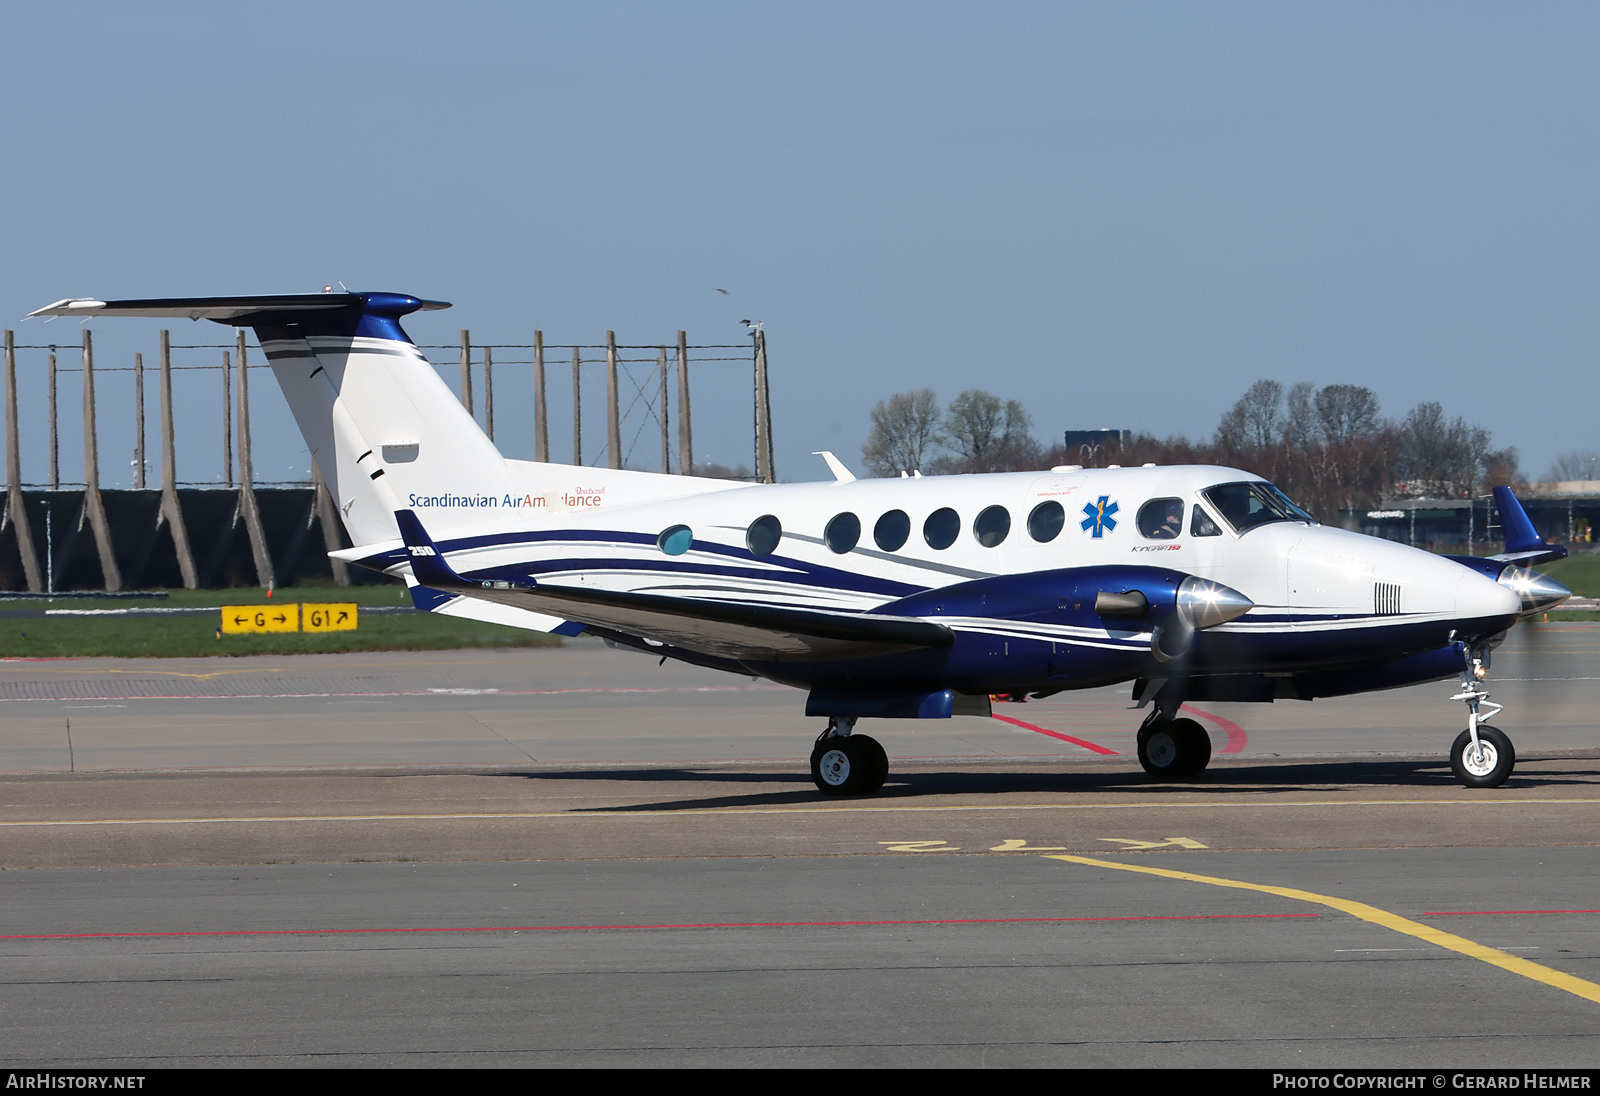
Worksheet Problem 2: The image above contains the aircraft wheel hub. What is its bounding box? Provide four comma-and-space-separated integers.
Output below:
817, 747, 851, 787
1144, 731, 1177, 769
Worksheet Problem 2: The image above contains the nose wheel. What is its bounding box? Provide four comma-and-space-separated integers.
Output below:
810, 718, 889, 795
1450, 725, 1514, 788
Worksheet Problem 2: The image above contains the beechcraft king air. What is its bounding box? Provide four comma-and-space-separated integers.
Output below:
29, 291, 1575, 793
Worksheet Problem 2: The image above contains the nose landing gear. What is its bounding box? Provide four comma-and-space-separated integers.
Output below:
1449, 652, 1514, 788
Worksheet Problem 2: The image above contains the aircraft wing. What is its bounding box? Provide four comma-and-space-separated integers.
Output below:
394, 510, 953, 661
462, 581, 954, 660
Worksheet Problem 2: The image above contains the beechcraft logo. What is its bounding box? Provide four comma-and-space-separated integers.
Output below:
1080, 496, 1119, 538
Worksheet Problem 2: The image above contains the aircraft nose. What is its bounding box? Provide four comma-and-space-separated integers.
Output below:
1497, 566, 1573, 615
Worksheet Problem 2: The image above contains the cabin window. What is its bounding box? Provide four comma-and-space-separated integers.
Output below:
746, 514, 782, 556
1138, 498, 1185, 540
1191, 505, 1221, 537
973, 505, 1011, 548
824, 512, 862, 554
874, 509, 910, 552
657, 524, 693, 556
923, 507, 960, 550
1027, 500, 1065, 543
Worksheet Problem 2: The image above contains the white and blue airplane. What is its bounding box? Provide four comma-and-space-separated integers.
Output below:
30, 291, 1574, 793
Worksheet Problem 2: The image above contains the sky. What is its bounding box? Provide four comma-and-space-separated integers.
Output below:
2, 1, 1596, 489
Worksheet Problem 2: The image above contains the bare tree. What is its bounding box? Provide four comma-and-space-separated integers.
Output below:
1285, 382, 1317, 448
1206, 380, 1399, 515
1312, 384, 1384, 514
1314, 384, 1381, 447
1221, 380, 1285, 447
1277, 381, 1320, 504
1547, 450, 1600, 482
858, 376, 1510, 516
1485, 447, 1520, 489
861, 388, 942, 477
1215, 379, 1287, 477
933, 389, 1041, 474
1398, 401, 1450, 495
1396, 401, 1494, 498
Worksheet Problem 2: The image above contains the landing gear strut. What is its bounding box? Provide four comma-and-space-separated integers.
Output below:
1449, 650, 1515, 788
810, 717, 889, 795
1136, 710, 1212, 780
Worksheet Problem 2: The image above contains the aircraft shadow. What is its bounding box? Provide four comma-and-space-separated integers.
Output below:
503, 754, 1597, 813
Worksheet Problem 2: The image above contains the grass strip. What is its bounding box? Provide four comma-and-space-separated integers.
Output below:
0, 583, 560, 658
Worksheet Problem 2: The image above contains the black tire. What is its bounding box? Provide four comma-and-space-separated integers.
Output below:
1137, 717, 1212, 779
810, 735, 884, 795
1169, 717, 1212, 777
1450, 725, 1515, 788
852, 734, 889, 793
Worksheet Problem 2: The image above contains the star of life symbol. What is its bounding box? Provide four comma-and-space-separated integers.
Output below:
1081, 495, 1119, 538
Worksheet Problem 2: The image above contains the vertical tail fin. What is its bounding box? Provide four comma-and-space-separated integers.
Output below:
29, 291, 750, 555
30, 293, 513, 548
1490, 486, 1568, 566
251, 298, 514, 547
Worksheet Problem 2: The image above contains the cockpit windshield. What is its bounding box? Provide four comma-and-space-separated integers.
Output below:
1201, 481, 1316, 534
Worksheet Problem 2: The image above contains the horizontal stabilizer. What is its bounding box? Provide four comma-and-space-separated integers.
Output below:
405, 577, 581, 636
28, 294, 450, 323
329, 539, 404, 565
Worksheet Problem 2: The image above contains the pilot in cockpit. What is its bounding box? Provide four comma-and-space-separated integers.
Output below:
1140, 499, 1185, 539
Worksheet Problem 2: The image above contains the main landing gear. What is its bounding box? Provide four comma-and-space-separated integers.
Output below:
1135, 710, 1212, 780
810, 717, 889, 795
1449, 650, 1515, 788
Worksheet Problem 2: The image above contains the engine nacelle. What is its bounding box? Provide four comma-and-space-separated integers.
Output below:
870, 565, 1253, 691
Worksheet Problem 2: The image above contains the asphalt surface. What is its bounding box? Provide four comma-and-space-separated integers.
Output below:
1, 627, 1597, 1068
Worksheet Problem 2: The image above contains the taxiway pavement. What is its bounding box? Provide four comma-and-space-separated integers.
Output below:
0, 627, 1596, 1067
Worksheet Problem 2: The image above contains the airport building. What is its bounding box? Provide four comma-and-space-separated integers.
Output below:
1347, 485, 1598, 554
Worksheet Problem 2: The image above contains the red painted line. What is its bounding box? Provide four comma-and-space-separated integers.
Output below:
1422, 909, 1600, 917
1, 911, 1317, 942
1179, 703, 1248, 754
0, 685, 783, 703
991, 713, 1118, 755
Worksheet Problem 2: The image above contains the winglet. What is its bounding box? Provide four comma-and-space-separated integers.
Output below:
1490, 487, 1568, 565
394, 509, 473, 588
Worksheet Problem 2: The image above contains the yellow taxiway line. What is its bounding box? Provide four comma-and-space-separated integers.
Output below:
1045, 852, 1600, 1006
